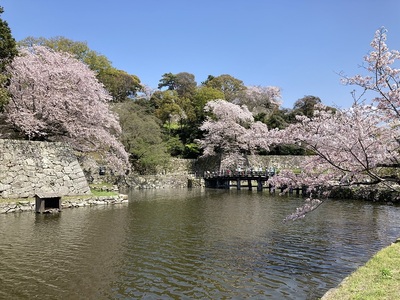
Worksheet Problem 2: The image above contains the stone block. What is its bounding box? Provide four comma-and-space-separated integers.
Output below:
70, 173, 85, 180
57, 186, 69, 195
26, 171, 36, 177
0, 183, 11, 192
43, 169, 56, 175
25, 158, 35, 166
63, 167, 73, 174
14, 175, 28, 184
54, 165, 63, 172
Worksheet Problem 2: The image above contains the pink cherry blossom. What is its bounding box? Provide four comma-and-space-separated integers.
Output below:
272, 104, 399, 192
197, 99, 277, 169
266, 27, 400, 219
5, 46, 129, 174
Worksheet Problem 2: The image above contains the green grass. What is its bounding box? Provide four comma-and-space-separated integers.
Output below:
90, 190, 119, 197
89, 183, 119, 197
322, 241, 400, 299
0, 197, 33, 204
89, 182, 114, 189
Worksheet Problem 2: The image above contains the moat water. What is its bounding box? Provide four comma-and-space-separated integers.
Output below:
1, 189, 400, 299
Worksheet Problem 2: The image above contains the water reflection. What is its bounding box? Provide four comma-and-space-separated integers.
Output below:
0, 189, 399, 299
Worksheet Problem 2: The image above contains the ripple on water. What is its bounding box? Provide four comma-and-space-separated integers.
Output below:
1, 191, 400, 299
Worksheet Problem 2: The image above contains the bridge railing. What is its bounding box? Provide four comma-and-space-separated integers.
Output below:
203, 169, 276, 178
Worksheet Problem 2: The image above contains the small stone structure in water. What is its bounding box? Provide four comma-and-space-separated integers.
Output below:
0, 139, 91, 199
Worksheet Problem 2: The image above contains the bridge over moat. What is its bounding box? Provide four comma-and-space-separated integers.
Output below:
203, 170, 306, 195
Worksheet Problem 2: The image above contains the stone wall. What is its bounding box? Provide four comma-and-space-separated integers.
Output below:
192, 155, 305, 175
0, 139, 90, 198
247, 155, 304, 170
126, 156, 303, 190
128, 173, 203, 190
127, 158, 202, 189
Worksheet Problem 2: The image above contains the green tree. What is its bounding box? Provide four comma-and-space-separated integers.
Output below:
158, 72, 177, 90
264, 109, 289, 129
0, 6, 18, 111
263, 108, 306, 155
175, 72, 197, 98
203, 74, 246, 102
97, 68, 141, 102
0, 7, 17, 71
179, 86, 224, 143
292, 95, 322, 118
158, 72, 197, 99
114, 102, 169, 174
151, 90, 182, 127
193, 86, 224, 118
171, 86, 225, 157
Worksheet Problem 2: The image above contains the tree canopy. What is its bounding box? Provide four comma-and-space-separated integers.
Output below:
203, 74, 246, 102
158, 72, 197, 98
237, 85, 281, 117
18, 36, 112, 73
5, 45, 129, 174
97, 68, 141, 102
267, 27, 400, 219
196, 99, 276, 169
0, 6, 17, 111
292, 95, 322, 118
0, 7, 17, 71
113, 101, 169, 174
18, 36, 142, 102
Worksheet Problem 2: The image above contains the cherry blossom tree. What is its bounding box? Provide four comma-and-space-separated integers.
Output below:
5, 45, 129, 174
269, 27, 400, 219
196, 99, 276, 170
273, 103, 400, 220
271, 104, 399, 189
236, 85, 282, 116
342, 27, 400, 121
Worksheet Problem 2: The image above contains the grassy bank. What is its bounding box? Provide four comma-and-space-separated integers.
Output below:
322, 240, 400, 299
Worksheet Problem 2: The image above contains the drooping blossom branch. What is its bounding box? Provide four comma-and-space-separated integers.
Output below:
283, 198, 323, 222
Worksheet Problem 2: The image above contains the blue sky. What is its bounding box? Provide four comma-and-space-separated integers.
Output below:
2, 0, 400, 108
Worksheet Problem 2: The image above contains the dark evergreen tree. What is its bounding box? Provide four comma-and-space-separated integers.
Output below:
0, 6, 17, 71
0, 6, 18, 111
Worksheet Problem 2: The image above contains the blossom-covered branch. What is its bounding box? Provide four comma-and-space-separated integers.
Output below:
196, 99, 278, 169
5, 46, 129, 174
270, 27, 400, 195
